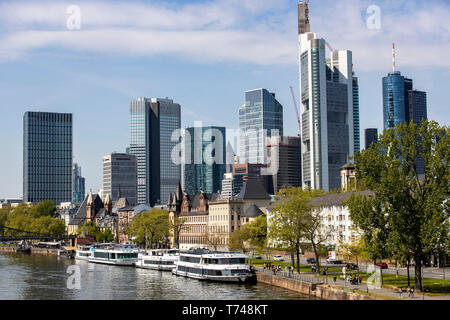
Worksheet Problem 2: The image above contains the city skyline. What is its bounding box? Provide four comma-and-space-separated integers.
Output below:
1, 0, 449, 197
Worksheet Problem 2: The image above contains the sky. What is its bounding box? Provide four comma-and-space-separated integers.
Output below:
0, 0, 449, 198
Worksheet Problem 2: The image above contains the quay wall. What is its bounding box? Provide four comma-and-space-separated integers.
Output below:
256, 272, 375, 300
0, 246, 59, 256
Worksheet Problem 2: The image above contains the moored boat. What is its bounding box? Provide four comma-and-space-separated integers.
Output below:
135, 249, 179, 271
172, 249, 256, 283
88, 245, 138, 266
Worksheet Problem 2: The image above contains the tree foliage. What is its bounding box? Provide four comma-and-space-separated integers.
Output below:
127, 208, 170, 249
346, 120, 449, 291
229, 215, 267, 254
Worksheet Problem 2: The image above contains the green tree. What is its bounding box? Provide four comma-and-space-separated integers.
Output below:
170, 215, 187, 249
128, 208, 170, 249
346, 120, 449, 292
269, 187, 324, 273
34, 200, 56, 217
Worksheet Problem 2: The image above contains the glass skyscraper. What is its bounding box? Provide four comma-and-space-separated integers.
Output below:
298, 3, 357, 191
72, 163, 85, 203
239, 88, 283, 164
184, 126, 226, 195
129, 97, 181, 206
382, 71, 413, 130
364, 128, 378, 150
23, 112, 72, 204
103, 153, 137, 205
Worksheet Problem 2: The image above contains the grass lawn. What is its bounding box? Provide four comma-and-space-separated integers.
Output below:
320, 270, 450, 295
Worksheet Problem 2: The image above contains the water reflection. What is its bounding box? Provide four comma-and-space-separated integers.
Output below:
0, 253, 310, 300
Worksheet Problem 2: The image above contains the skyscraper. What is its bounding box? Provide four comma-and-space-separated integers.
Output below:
72, 163, 85, 203
23, 112, 72, 204
184, 126, 226, 195
298, 2, 357, 191
382, 72, 413, 130
102, 153, 137, 205
239, 88, 283, 164
352, 76, 360, 153
129, 97, 181, 205
407, 90, 427, 125
364, 128, 378, 150
266, 136, 302, 194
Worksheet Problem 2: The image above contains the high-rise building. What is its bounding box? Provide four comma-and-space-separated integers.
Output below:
266, 136, 302, 194
407, 90, 427, 125
102, 153, 137, 206
72, 163, 85, 203
352, 77, 360, 153
382, 72, 413, 130
129, 97, 181, 205
184, 126, 226, 195
298, 2, 357, 191
23, 112, 72, 204
239, 88, 283, 164
364, 128, 378, 150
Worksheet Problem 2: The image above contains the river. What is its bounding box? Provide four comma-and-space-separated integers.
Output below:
0, 253, 311, 300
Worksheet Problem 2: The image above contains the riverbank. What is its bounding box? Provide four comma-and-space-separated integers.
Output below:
256, 271, 376, 300
0, 246, 59, 255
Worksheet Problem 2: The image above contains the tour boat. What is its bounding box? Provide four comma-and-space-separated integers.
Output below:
135, 249, 179, 271
88, 245, 138, 266
172, 249, 257, 283
75, 245, 94, 261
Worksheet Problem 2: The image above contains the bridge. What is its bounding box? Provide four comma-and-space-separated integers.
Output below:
0, 225, 76, 243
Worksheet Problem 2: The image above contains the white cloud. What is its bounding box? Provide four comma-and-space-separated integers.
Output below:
0, 0, 449, 71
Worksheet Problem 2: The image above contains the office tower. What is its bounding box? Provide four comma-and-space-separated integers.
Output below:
266, 136, 302, 194
364, 128, 378, 150
239, 88, 283, 164
129, 97, 181, 205
382, 72, 413, 130
352, 77, 360, 153
102, 153, 137, 206
23, 112, 72, 204
221, 173, 240, 200
232, 163, 267, 194
298, 2, 356, 191
184, 126, 226, 195
72, 163, 85, 203
407, 90, 427, 125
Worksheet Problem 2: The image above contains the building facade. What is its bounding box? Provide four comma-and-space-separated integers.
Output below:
382, 72, 413, 130
239, 88, 283, 165
129, 97, 181, 206
266, 136, 302, 194
23, 112, 73, 204
184, 126, 226, 196
298, 6, 356, 191
364, 128, 378, 150
103, 153, 137, 206
72, 163, 85, 203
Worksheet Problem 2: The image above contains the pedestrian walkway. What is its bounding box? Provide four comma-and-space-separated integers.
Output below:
255, 267, 450, 300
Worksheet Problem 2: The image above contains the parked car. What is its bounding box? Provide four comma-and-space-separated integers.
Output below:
306, 258, 316, 264
273, 255, 284, 261
327, 259, 343, 264
346, 263, 358, 270
254, 256, 262, 260
376, 262, 388, 269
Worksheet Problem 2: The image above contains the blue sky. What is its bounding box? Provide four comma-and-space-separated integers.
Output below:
0, 0, 449, 198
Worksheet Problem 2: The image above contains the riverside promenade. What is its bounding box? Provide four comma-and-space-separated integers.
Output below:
255, 267, 450, 300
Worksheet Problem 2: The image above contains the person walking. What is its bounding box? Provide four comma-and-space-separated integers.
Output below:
399, 288, 403, 298
333, 275, 337, 284
407, 287, 411, 298
411, 288, 415, 299
359, 275, 363, 284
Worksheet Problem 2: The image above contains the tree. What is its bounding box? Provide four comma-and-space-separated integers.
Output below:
127, 208, 170, 249
338, 237, 366, 268
170, 215, 187, 249
34, 200, 56, 217
346, 120, 449, 292
269, 187, 324, 273
229, 227, 251, 253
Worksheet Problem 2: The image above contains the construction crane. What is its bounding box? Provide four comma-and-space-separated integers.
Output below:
289, 86, 302, 139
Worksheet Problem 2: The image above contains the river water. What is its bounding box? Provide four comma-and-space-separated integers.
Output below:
0, 253, 311, 300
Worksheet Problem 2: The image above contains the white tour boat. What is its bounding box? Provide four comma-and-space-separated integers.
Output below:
88, 245, 138, 266
135, 249, 179, 271
172, 249, 257, 283
75, 245, 94, 261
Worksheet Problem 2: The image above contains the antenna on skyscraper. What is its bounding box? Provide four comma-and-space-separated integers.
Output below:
392, 42, 396, 73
